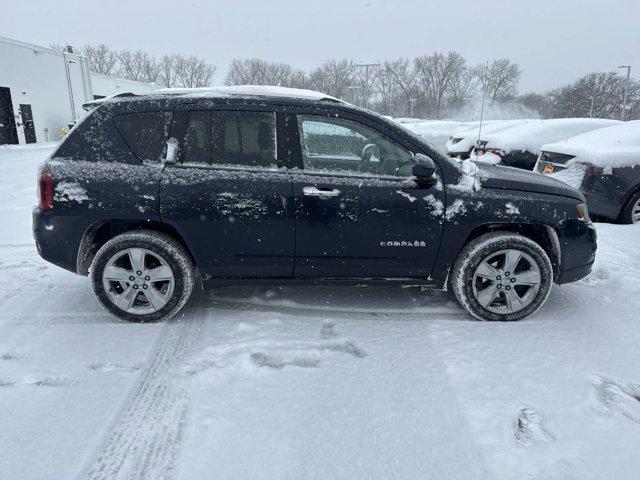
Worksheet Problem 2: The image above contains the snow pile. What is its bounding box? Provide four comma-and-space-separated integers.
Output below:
423, 194, 444, 216
549, 163, 587, 189
541, 120, 640, 168
505, 202, 520, 215
446, 119, 532, 156
54, 181, 89, 203
470, 149, 502, 165
479, 118, 621, 154
451, 158, 481, 191
399, 120, 470, 154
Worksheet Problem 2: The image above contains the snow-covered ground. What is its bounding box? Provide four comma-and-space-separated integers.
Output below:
2, 144, 640, 480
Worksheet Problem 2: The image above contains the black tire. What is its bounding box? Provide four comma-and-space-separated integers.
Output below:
451, 232, 553, 321
619, 189, 640, 224
90, 230, 195, 322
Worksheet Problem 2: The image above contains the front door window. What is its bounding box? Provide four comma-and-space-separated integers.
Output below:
297, 115, 414, 177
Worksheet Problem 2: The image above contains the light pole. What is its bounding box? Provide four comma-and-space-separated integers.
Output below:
618, 65, 631, 121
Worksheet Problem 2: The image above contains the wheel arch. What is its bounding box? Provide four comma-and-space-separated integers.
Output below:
458, 222, 561, 281
76, 219, 195, 275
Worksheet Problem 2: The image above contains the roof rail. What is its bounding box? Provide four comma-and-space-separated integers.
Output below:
81, 92, 137, 111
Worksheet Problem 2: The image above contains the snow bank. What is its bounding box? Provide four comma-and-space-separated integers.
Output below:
480, 118, 621, 155
541, 120, 640, 168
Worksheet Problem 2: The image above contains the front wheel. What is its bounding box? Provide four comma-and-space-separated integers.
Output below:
90, 230, 195, 322
451, 232, 553, 321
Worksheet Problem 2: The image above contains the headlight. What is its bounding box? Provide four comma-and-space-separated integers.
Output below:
576, 203, 591, 222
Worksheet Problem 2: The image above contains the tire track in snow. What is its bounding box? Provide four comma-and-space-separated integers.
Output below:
81, 304, 204, 480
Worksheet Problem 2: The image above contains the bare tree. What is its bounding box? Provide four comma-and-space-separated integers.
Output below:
546, 72, 640, 119
116, 50, 148, 81
82, 44, 118, 76
157, 54, 178, 87
447, 65, 477, 107
373, 65, 399, 115
351, 64, 380, 108
383, 58, 419, 117
174, 55, 215, 88
225, 58, 295, 86
475, 59, 521, 101
414, 51, 467, 117
308, 59, 355, 99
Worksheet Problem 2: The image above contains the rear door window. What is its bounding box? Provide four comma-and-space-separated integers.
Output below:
114, 111, 172, 162
180, 110, 277, 168
211, 111, 277, 168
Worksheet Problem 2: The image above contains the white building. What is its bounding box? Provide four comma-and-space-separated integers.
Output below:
0, 35, 158, 145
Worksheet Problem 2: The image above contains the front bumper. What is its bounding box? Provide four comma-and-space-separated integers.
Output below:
555, 218, 597, 284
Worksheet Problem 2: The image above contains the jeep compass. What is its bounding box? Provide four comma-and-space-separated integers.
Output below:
33, 86, 597, 322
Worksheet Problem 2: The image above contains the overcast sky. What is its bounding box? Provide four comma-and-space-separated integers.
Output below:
1, 0, 638, 92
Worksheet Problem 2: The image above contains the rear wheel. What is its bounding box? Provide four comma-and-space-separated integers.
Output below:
91, 230, 195, 322
620, 190, 640, 224
451, 232, 553, 321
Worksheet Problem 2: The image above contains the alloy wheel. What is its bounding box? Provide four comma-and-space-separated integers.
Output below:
102, 247, 175, 315
472, 249, 542, 314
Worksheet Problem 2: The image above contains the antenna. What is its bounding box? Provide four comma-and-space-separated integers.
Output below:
477, 61, 489, 145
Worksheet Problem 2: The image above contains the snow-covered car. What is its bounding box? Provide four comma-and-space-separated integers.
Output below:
473, 118, 621, 170
446, 120, 530, 159
34, 86, 596, 323
535, 120, 640, 223
397, 119, 469, 155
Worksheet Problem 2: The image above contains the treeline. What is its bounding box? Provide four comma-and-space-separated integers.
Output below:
66, 43, 640, 120
52, 44, 216, 88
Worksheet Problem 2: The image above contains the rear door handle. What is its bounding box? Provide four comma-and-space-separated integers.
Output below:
303, 186, 341, 198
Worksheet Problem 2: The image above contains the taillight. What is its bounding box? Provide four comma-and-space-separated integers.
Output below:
576, 203, 591, 222
38, 165, 54, 211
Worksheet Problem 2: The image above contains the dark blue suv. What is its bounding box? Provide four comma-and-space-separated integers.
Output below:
33, 87, 597, 322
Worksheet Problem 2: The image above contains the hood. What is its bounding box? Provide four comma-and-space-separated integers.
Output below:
476, 164, 585, 201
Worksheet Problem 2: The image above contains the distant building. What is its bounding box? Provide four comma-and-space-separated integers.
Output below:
0, 35, 158, 145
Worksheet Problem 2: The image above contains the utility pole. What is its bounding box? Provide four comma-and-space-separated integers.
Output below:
618, 65, 631, 121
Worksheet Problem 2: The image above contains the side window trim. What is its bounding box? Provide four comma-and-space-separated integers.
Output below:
175, 108, 281, 170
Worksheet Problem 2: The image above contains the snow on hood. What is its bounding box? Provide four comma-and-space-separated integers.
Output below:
541, 120, 640, 168
480, 118, 621, 154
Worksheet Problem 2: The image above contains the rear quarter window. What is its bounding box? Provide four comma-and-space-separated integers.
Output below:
114, 111, 172, 162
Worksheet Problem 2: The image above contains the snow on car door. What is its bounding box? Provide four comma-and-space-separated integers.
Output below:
290, 113, 445, 279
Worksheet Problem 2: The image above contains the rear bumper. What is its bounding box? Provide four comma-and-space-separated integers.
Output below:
33, 208, 89, 274
555, 218, 597, 285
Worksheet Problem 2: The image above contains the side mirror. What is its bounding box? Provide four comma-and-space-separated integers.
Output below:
412, 153, 436, 184
164, 137, 179, 165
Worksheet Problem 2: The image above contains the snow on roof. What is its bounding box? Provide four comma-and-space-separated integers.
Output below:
541, 120, 640, 168
447, 119, 534, 154
480, 118, 622, 154
399, 120, 470, 154
152, 85, 344, 102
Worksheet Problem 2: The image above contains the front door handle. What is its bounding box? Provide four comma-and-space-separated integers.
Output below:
303, 186, 341, 198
